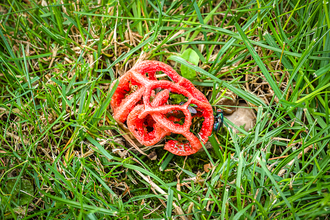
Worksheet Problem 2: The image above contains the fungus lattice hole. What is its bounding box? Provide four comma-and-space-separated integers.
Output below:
166, 110, 185, 125
167, 134, 189, 144
187, 104, 198, 115
122, 81, 139, 100
169, 92, 188, 105
156, 71, 173, 82
190, 116, 204, 135
136, 97, 143, 105
144, 122, 154, 133
143, 115, 156, 133
146, 126, 154, 132
145, 72, 158, 80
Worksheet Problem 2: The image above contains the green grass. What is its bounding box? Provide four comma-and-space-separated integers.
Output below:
1, 0, 330, 219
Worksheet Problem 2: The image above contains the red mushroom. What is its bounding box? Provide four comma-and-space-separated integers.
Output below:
110, 61, 214, 156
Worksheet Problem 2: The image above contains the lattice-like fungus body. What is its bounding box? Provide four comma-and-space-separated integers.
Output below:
110, 61, 214, 156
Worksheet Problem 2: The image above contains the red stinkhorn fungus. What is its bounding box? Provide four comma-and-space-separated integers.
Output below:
110, 61, 214, 156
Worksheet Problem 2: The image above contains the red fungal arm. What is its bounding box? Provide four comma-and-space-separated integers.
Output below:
127, 90, 171, 146
110, 61, 214, 156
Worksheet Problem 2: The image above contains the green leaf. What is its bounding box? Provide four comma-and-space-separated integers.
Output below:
6, 179, 34, 206
43, 193, 118, 216
180, 48, 199, 80
159, 153, 174, 171
86, 134, 114, 161
166, 187, 174, 219
234, 23, 282, 99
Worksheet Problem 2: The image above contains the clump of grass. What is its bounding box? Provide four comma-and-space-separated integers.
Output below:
1, 0, 330, 219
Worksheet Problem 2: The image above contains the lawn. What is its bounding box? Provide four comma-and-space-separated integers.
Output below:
1, 0, 330, 219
